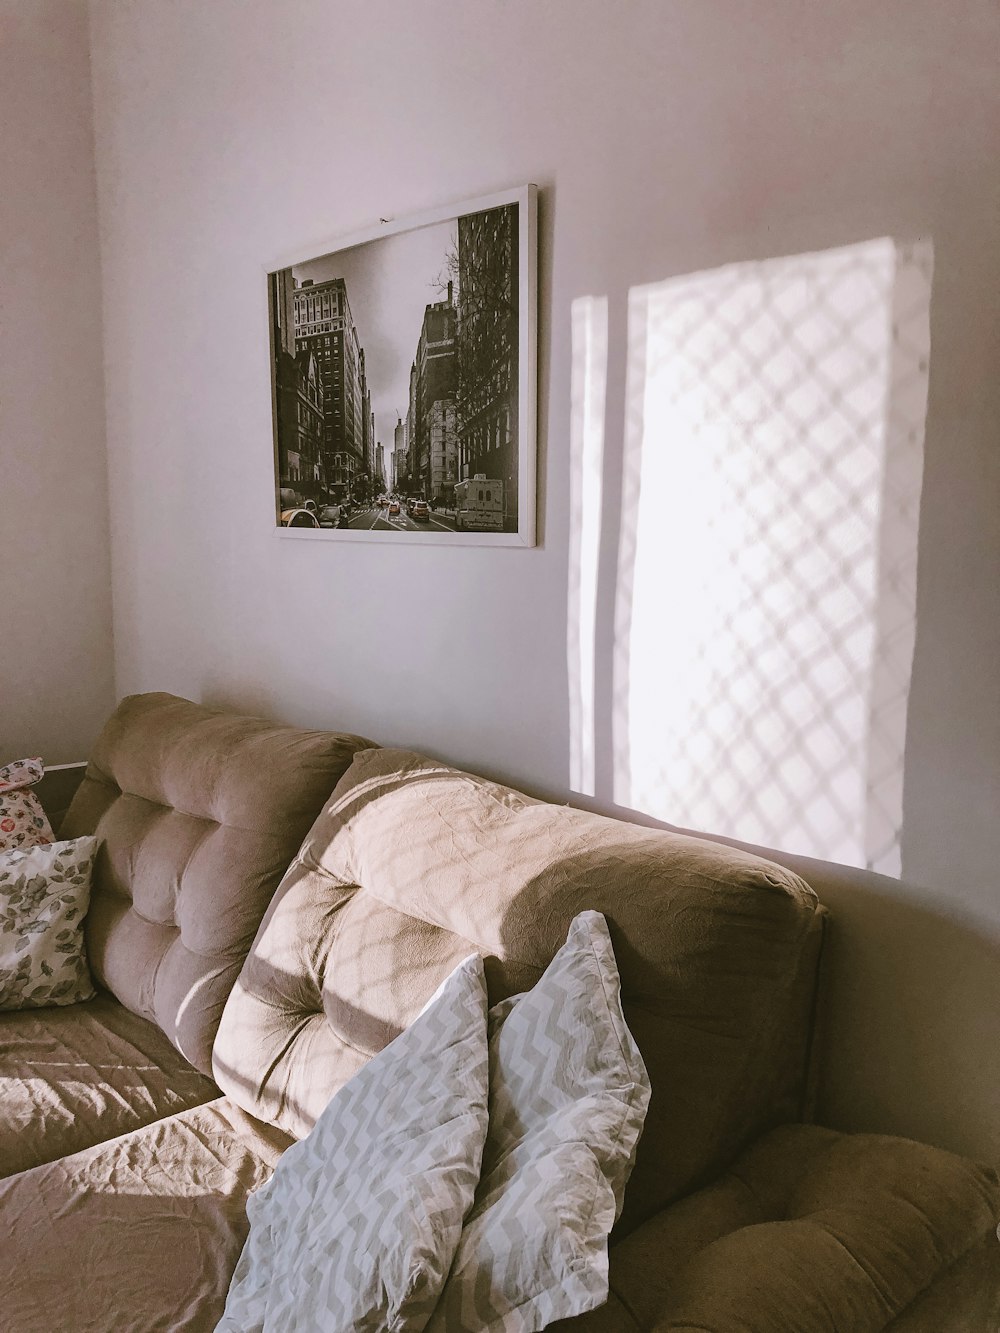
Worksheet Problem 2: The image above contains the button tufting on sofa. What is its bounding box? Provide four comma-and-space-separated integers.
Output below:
2, 699, 997, 1330
0, 692, 376, 1178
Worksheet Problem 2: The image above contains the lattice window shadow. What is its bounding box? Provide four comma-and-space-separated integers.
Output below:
614, 238, 932, 874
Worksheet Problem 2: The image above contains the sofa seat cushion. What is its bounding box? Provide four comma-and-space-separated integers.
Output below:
589, 1124, 1000, 1332
0, 992, 216, 1177
0, 1097, 288, 1333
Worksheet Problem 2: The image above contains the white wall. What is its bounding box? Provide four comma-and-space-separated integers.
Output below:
0, 0, 114, 762
87, 1, 1000, 1160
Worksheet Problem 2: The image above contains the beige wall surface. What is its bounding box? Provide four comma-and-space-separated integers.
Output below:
0, 0, 114, 763
87, 1, 999, 1160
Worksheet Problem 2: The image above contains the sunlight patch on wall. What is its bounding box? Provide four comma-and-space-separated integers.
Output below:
567, 296, 608, 797
613, 238, 932, 873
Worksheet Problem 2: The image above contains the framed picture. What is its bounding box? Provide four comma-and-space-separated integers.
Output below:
267, 184, 537, 546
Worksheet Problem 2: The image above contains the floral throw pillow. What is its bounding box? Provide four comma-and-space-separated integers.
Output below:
0, 757, 55, 852
0, 837, 98, 1010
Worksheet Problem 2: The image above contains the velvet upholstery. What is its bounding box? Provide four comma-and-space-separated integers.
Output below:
884, 1233, 1000, 1331
0, 993, 215, 1178
0, 1099, 290, 1333
4, 1114, 993, 1332
214, 745, 825, 1232
3, 702, 997, 1330
34, 762, 87, 831
560, 1125, 1000, 1332
0, 691, 375, 1181
60, 692, 374, 1075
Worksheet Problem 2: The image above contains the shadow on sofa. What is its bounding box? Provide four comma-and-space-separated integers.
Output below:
653, 818, 1000, 1173
0, 1097, 289, 1331
5, 695, 998, 1331
567, 785, 1000, 1177
206, 741, 998, 1329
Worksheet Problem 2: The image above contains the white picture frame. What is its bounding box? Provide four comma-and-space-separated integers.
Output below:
267, 184, 537, 547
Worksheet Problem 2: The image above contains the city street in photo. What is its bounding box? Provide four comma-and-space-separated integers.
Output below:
269, 188, 534, 543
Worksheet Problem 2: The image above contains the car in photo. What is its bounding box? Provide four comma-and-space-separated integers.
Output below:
280, 508, 320, 529
411, 500, 430, 522
454, 476, 504, 532
388, 500, 400, 515
317, 505, 347, 529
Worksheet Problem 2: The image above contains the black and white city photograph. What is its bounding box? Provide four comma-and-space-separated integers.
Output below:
269, 186, 535, 545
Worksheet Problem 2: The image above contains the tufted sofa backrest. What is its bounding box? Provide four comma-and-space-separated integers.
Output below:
60, 693, 375, 1075
213, 746, 825, 1231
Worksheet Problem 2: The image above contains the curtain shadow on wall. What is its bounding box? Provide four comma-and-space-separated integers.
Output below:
570, 238, 934, 875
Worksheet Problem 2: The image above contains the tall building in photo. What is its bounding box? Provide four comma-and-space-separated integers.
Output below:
289, 348, 325, 492
272, 267, 296, 357
428, 400, 458, 501
360, 352, 374, 492
392, 415, 406, 490
457, 203, 518, 529
410, 285, 457, 498
293, 276, 367, 499
271, 269, 299, 497
391, 444, 405, 490
406, 361, 418, 492
375, 442, 385, 492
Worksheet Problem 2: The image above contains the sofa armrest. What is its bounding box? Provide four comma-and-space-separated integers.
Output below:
36, 761, 87, 832
575, 1124, 1000, 1333
883, 1231, 1000, 1331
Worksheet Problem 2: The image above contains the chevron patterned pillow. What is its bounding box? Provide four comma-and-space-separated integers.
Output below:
426, 911, 651, 1333
217, 952, 491, 1332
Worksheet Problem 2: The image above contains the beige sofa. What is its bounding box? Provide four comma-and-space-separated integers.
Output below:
1, 693, 997, 1331
0, 692, 373, 1179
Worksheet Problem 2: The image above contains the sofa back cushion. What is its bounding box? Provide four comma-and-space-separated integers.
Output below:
213, 746, 823, 1231
60, 693, 375, 1075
